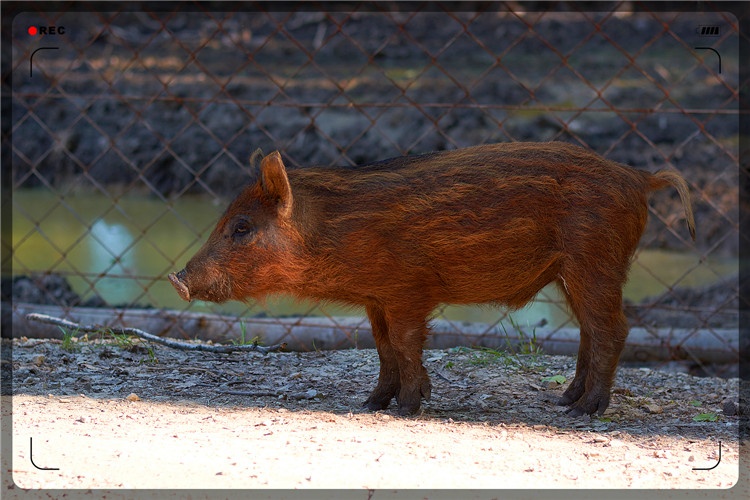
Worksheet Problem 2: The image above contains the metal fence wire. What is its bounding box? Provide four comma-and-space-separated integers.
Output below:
7, 3, 742, 376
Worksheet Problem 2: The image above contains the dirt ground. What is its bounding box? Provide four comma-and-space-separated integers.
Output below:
3, 336, 744, 496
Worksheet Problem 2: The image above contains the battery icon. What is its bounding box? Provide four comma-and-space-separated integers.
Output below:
697, 26, 720, 36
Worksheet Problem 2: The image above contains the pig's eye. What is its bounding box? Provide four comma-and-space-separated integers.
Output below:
230, 218, 254, 239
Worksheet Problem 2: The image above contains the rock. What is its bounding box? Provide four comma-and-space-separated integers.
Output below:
645, 404, 663, 414
722, 401, 738, 416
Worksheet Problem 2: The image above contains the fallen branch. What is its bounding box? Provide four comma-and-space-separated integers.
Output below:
24, 313, 286, 354
15, 305, 740, 362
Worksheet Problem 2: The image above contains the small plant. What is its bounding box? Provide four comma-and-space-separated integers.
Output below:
693, 412, 718, 422
464, 315, 546, 369
58, 326, 79, 352
690, 399, 702, 407
233, 321, 261, 346
490, 315, 544, 369
144, 346, 158, 363
468, 346, 511, 366
506, 315, 543, 357
239, 320, 247, 345
84, 327, 157, 362
111, 330, 136, 350
311, 338, 322, 353
541, 375, 566, 385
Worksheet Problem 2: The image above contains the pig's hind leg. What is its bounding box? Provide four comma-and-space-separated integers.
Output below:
556, 271, 628, 417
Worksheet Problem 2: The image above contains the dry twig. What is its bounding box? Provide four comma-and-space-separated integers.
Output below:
24, 313, 286, 354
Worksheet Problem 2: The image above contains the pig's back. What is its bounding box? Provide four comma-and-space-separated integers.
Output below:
290, 142, 647, 197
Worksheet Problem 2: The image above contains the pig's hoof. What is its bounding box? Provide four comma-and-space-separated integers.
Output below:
557, 394, 575, 406
363, 382, 399, 411
396, 401, 421, 416
565, 393, 610, 417
565, 405, 588, 417
557, 381, 585, 407
363, 388, 397, 411
362, 397, 391, 411
395, 390, 424, 416
419, 375, 432, 401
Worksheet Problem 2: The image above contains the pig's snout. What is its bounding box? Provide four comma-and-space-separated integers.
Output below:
168, 269, 191, 302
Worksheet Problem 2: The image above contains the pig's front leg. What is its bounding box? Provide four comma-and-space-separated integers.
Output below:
363, 304, 432, 416
363, 303, 401, 411
394, 348, 431, 416
388, 312, 432, 416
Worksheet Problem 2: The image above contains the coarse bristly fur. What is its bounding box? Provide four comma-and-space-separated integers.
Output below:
169, 141, 696, 417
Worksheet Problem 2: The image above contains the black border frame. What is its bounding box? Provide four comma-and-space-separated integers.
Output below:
2, 1, 748, 499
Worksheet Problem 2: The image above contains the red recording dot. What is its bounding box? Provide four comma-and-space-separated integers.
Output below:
28, 26, 38, 36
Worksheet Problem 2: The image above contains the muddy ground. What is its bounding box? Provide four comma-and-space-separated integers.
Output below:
4, 336, 744, 494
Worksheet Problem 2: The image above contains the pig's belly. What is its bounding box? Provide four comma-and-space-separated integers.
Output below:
422, 218, 563, 308
429, 247, 562, 308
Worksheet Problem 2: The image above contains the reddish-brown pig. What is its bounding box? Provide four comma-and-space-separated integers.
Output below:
169, 142, 695, 417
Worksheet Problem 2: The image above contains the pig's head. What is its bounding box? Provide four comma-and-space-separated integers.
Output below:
168, 151, 302, 303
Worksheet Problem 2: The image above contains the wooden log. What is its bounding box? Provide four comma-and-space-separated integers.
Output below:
5, 302, 739, 363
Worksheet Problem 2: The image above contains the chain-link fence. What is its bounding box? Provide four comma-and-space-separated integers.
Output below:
6, 3, 742, 376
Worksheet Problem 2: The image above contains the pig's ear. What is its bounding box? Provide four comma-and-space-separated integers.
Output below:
258, 151, 293, 218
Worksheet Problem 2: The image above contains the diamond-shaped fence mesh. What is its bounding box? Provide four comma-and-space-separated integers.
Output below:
6, 3, 742, 377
